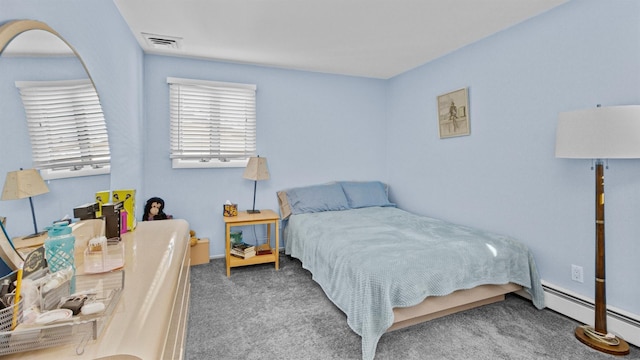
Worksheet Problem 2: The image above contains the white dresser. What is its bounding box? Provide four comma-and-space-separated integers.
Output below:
4, 219, 192, 359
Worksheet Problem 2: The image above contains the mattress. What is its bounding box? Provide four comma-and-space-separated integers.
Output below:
284, 206, 544, 360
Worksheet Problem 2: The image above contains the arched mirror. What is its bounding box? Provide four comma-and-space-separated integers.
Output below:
0, 20, 110, 181
0, 20, 109, 274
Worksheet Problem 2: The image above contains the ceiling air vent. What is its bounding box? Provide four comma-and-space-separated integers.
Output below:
142, 33, 182, 50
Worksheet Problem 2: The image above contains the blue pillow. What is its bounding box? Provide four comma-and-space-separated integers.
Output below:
340, 181, 395, 209
286, 183, 350, 215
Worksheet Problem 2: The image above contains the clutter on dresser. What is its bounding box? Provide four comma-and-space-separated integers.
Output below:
83, 235, 125, 274
0, 264, 124, 356
102, 201, 124, 240
90, 189, 137, 232
43, 221, 76, 293
0, 212, 126, 355
73, 202, 99, 220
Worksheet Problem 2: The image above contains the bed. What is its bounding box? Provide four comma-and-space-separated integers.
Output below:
278, 181, 545, 360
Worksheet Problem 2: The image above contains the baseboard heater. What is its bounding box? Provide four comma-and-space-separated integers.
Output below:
537, 282, 640, 347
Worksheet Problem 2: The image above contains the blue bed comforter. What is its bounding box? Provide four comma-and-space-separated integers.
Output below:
284, 207, 544, 360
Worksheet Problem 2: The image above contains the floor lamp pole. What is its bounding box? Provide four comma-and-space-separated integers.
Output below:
574, 160, 629, 355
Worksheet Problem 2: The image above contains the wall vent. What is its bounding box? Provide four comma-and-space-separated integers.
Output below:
142, 33, 182, 50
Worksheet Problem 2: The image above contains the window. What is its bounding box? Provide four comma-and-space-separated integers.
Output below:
15, 79, 110, 180
167, 77, 257, 168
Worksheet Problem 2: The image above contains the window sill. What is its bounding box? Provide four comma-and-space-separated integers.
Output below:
171, 159, 249, 169
41, 166, 110, 180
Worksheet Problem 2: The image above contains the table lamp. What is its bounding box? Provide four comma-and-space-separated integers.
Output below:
1, 168, 50, 239
555, 104, 640, 355
243, 156, 270, 214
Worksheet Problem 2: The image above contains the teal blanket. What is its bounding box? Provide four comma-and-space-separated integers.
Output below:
284, 207, 544, 360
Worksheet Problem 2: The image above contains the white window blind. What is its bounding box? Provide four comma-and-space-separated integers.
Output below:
168, 77, 257, 168
15, 79, 110, 180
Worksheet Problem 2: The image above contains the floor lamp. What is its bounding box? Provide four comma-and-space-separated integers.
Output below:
1, 168, 50, 239
555, 105, 640, 356
242, 156, 270, 214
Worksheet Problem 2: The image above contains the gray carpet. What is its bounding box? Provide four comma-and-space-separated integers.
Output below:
186, 255, 639, 360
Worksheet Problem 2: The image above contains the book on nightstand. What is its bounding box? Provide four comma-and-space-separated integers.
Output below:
231, 242, 256, 259
256, 248, 272, 256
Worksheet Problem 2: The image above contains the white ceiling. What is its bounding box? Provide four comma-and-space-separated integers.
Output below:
114, 0, 568, 79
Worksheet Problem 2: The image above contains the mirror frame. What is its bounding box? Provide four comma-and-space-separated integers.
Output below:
0, 19, 97, 89
0, 19, 111, 180
0, 20, 106, 271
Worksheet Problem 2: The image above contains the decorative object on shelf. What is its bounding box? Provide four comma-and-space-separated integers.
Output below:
189, 230, 199, 246
555, 104, 640, 356
242, 156, 270, 214
223, 201, 238, 217
230, 231, 243, 246
437, 87, 470, 139
1, 168, 50, 239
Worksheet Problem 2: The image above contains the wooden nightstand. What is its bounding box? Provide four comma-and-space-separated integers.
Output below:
223, 209, 279, 277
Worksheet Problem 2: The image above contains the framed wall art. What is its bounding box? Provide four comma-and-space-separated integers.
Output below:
437, 87, 470, 138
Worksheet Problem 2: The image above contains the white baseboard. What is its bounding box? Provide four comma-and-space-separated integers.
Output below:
539, 281, 640, 347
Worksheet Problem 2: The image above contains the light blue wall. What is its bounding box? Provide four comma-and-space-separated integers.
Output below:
0, 0, 143, 236
2, 0, 639, 319
386, 0, 640, 316
1, 0, 386, 256
144, 56, 387, 255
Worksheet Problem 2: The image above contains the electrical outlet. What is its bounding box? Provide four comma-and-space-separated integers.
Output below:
571, 264, 584, 283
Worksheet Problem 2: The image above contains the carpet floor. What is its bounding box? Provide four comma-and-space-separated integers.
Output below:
186, 255, 639, 360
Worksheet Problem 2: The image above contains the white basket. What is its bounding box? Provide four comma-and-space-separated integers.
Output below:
0, 298, 23, 332
0, 270, 124, 356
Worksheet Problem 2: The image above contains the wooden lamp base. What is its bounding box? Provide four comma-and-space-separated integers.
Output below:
575, 326, 630, 356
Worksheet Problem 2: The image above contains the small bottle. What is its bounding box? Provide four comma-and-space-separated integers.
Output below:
0, 279, 10, 308
42, 266, 74, 293
0, 279, 10, 298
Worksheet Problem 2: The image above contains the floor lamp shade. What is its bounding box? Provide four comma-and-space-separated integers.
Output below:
556, 105, 640, 159
555, 105, 640, 356
1, 168, 50, 237
243, 156, 270, 214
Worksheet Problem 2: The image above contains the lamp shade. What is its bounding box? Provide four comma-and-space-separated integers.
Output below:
555, 105, 640, 159
243, 157, 270, 181
1, 168, 49, 200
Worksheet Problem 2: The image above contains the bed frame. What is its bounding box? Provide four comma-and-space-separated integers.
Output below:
388, 283, 522, 332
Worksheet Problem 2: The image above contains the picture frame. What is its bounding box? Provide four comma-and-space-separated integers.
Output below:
437, 87, 470, 138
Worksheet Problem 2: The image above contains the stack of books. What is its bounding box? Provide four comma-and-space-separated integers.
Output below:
231, 242, 256, 259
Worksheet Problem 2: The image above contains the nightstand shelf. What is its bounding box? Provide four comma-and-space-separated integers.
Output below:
223, 210, 279, 277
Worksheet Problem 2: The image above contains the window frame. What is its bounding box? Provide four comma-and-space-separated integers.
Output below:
15, 78, 111, 180
167, 77, 257, 169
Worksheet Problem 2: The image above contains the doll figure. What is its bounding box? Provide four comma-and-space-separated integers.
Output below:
143, 197, 170, 221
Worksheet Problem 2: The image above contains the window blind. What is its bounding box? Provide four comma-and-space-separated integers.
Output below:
15, 79, 110, 178
168, 77, 256, 167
